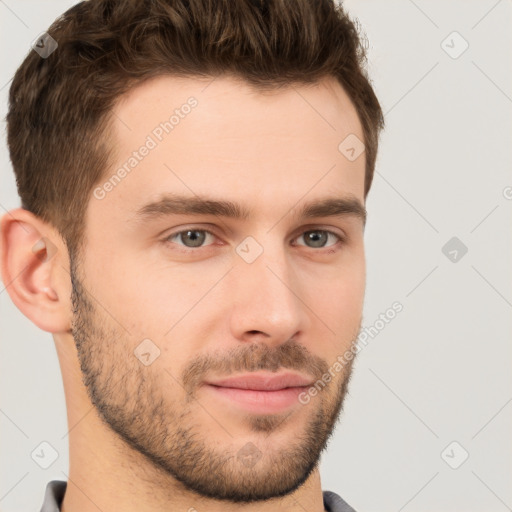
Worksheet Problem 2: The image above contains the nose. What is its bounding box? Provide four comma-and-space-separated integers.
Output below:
227, 241, 309, 346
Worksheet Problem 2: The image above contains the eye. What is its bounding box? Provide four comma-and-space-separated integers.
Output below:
162, 227, 345, 253
293, 229, 344, 249
163, 228, 217, 250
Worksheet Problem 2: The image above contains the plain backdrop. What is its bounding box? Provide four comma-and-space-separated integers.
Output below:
1, 1, 511, 511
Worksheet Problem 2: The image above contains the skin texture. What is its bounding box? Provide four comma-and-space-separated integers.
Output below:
0, 74, 366, 512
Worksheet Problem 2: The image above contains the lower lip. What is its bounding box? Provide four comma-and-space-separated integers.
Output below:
203, 384, 308, 414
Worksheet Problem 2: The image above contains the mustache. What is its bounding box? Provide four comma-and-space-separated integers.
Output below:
181, 339, 329, 394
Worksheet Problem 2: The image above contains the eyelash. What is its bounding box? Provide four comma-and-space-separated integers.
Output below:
162, 227, 346, 254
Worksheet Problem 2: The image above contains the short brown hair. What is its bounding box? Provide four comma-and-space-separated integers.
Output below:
6, 0, 384, 261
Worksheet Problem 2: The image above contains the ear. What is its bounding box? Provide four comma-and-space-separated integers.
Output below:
0, 208, 72, 333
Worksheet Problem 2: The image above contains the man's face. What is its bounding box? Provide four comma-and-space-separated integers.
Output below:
70, 75, 366, 502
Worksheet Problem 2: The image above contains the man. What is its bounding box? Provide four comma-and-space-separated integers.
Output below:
0, 0, 384, 511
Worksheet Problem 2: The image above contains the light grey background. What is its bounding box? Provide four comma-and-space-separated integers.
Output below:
1, 1, 511, 511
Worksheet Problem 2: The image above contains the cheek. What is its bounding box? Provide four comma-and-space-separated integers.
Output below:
315, 282, 363, 328
308, 257, 365, 334
99, 256, 206, 331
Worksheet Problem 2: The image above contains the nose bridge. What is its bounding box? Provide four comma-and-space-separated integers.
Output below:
229, 235, 306, 340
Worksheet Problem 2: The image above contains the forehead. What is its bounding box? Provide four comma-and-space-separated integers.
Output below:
90, 74, 365, 228
114, 74, 362, 135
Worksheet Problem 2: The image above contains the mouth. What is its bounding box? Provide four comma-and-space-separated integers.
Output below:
202, 371, 314, 414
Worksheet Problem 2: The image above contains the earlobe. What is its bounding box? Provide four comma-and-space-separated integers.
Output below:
0, 208, 71, 333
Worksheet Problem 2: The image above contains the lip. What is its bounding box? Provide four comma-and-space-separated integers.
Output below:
204, 371, 314, 391
202, 372, 314, 415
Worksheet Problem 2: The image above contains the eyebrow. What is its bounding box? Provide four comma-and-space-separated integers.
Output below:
133, 193, 366, 226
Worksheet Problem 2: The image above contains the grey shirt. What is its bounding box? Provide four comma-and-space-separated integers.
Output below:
39, 480, 356, 512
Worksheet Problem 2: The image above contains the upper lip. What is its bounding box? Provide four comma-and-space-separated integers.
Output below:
204, 372, 314, 391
